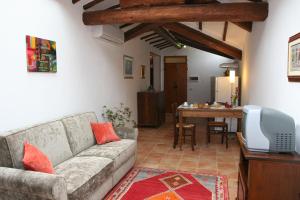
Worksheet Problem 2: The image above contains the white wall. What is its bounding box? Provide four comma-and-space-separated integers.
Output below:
0, 0, 159, 132
162, 47, 232, 103
241, 0, 300, 153
152, 54, 162, 91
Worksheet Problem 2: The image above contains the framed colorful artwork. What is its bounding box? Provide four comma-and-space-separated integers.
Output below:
288, 33, 300, 82
123, 55, 134, 79
26, 35, 57, 73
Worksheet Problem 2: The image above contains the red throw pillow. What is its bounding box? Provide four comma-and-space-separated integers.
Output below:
22, 142, 54, 174
91, 122, 121, 144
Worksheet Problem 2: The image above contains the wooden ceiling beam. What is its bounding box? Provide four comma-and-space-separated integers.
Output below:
154, 27, 181, 49
120, 0, 185, 8
83, 3, 269, 25
191, 0, 254, 32
83, 0, 105, 10
186, 0, 218, 4
164, 23, 242, 59
173, 32, 233, 58
125, 24, 158, 42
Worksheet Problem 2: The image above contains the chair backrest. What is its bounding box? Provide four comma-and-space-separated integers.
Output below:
171, 102, 178, 123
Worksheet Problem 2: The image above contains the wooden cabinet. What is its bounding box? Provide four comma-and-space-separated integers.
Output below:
137, 91, 165, 127
237, 133, 300, 200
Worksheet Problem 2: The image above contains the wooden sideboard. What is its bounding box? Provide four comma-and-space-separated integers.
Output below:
237, 133, 300, 200
137, 91, 165, 127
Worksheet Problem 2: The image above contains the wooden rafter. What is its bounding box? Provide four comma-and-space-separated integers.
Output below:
83, 0, 105, 10
83, 3, 269, 25
140, 32, 158, 40
150, 39, 166, 44
223, 22, 228, 41
199, 22, 202, 30
107, 4, 120, 10
120, 23, 133, 29
154, 27, 181, 49
72, 0, 81, 4
145, 35, 162, 41
164, 23, 242, 59
160, 44, 173, 50
232, 22, 253, 32
155, 41, 171, 48
158, 44, 172, 49
125, 24, 158, 42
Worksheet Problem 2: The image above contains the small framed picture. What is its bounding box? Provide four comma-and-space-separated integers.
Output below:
140, 65, 146, 79
123, 55, 134, 79
288, 33, 300, 82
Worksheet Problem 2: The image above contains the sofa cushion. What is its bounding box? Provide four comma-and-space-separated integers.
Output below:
61, 112, 97, 155
5, 121, 73, 169
54, 156, 113, 200
91, 122, 120, 145
77, 139, 136, 170
23, 143, 54, 174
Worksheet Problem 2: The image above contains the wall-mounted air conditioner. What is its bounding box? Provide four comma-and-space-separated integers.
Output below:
91, 25, 124, 45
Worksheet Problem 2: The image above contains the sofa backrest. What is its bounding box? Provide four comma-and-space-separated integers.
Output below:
3, 120, 73, 169
0, 136, 13, 167
61, 112, 97, 155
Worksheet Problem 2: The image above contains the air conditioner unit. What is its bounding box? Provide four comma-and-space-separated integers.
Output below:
91, 25, 124, 45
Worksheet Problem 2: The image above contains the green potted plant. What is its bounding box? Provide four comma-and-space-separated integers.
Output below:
101, 103, 138, 139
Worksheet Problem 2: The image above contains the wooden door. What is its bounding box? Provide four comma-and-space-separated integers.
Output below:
164, 57, 187, 113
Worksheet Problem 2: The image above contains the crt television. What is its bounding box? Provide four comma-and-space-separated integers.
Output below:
242, 105, 296, 153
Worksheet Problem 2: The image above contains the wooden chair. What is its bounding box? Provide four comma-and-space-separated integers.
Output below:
207, 118, 228, 148
172, 103, 196, 151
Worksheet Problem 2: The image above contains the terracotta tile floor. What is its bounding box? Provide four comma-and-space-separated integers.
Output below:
135, 116, 240, 200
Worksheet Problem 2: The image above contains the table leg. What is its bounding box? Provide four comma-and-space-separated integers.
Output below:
237, 118, 242, 132
179, 111, 183, 151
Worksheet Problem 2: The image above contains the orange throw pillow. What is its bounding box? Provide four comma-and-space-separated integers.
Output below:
91, 122, 121, 144
22, 142, 54, 174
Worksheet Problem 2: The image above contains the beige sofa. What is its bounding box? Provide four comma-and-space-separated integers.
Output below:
0, 112, 138, 200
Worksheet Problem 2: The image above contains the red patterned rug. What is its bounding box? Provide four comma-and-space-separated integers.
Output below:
105, 168, 228, 200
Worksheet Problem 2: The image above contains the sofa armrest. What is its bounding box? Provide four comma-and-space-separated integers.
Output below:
114, 127, 138, 140
0, 167, 67, 200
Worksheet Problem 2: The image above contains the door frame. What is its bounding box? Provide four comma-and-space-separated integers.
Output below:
164, 56, 187, 64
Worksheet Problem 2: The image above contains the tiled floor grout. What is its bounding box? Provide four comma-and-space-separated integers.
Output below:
135, 117, 239, 200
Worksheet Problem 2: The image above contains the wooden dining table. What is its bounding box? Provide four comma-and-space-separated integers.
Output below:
177, 104, 244, 150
